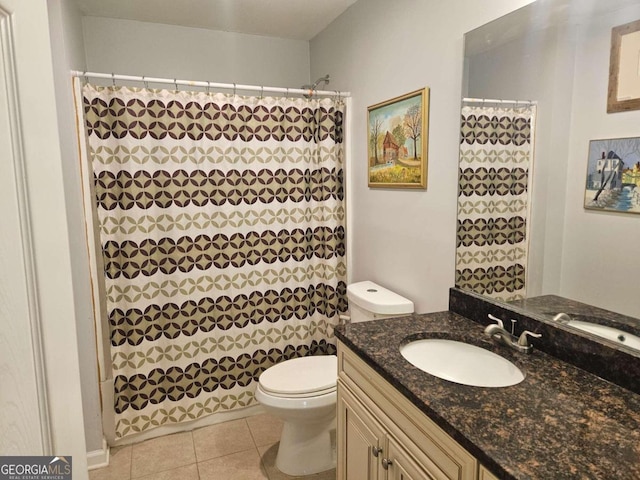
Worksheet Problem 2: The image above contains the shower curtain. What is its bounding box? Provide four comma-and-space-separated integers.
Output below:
455, 104, 536, 301
80, 83, 347, 438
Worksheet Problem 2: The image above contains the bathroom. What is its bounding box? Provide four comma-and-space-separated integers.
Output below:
3, 0, 640, 478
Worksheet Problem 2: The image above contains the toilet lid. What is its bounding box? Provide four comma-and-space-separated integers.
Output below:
258, 355, 337, 396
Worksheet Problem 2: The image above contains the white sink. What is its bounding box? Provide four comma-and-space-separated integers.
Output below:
400, 339, 525, 387
567, 321, 640, 351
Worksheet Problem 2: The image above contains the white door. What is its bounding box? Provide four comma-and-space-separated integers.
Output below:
0, 1, 87, 473
0, 3, 50, 455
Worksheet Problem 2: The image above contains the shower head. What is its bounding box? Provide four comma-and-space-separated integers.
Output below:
302, 74, 330, 98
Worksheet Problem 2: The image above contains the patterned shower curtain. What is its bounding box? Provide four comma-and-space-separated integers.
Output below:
81, 83, 347, 438
455, 104, 536, 301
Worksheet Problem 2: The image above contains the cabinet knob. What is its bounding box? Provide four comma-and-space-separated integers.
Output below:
382, 458, 393, 470
371, 446, 383, 457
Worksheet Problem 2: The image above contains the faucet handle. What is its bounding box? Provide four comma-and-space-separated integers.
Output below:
517, 330, 542, 346
487, 314, 504, 328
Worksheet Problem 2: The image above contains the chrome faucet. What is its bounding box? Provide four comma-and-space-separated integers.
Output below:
484, 314, 542, 354
552, 312, 573, 324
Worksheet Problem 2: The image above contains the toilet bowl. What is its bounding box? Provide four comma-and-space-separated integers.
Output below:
255, 281, 414, 476
255, 355, 338, 476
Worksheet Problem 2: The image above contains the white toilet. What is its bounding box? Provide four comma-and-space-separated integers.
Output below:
255, 280, 414, 476
346, 280, 414, 323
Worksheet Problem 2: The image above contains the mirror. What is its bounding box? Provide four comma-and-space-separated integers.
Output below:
459, 0, 640, 350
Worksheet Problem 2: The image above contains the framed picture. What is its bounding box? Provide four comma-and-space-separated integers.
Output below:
367, 88, 429, 188
607, 19, 640, 113
584, 137, 640, 214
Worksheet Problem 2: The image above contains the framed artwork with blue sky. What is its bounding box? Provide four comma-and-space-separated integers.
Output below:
584, 136, 640, 214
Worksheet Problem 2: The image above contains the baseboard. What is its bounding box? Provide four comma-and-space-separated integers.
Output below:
86, 437, 109, 470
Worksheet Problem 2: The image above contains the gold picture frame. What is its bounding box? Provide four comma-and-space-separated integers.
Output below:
607, 19, 640, 113
367, 88, 429, 188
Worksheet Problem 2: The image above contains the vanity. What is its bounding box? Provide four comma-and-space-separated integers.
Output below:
334, 290, 640, 479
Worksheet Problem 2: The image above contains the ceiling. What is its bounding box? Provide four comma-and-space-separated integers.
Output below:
73, 0, 358, 41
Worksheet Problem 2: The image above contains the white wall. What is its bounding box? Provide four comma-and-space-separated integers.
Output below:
82, 17, 311, 87
562, 5, 640, 318
48, 0, 104, 453
310, 0, 536, 314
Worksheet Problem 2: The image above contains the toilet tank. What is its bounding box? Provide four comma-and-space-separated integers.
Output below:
346, 281, 414, 323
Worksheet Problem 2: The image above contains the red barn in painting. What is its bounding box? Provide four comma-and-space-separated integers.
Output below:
383, 131, 399, 163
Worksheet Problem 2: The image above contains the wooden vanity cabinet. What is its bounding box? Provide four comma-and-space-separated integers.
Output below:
478, 466, 499, 480
337, 341, 494, 480
339, 385, 429, 480
338, 385, 384, 480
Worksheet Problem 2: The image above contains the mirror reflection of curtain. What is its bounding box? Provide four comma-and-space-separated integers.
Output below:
456, 104, 536, 301
80, 83, 347, 438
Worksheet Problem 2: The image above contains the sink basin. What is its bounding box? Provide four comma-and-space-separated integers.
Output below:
400, 339, 525, 387
566, 320, 640, 351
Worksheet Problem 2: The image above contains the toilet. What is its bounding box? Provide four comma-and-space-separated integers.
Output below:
346, 280, 414, 323
255, 281, 414, 476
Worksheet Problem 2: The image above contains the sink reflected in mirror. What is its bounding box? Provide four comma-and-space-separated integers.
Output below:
552, 314, 640, 352
400, 339, 525, 388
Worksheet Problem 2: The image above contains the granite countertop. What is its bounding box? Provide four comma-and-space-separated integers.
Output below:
334, 311, 640, 480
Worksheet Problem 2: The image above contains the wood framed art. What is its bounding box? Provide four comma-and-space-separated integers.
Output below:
607, 19, 640, 113
584, 136, 640, 214
367, 88, 429, 188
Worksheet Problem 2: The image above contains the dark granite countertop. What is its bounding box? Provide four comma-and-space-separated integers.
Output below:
334, 311, 640, 480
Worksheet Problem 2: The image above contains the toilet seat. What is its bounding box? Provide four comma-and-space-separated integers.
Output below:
258, 355, 337, 398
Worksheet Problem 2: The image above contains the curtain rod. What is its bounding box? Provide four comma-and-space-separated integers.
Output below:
71, 70, 351, 98
462, 97, 537, 105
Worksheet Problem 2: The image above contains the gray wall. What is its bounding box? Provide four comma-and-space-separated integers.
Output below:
82, 16, 311, 87
48, 0, 103, 453
310, 0, 536, 314
6, 0, 88, 472
562, 5, 640, 318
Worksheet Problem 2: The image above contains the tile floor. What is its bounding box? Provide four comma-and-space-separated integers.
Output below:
89, 413, 336, 480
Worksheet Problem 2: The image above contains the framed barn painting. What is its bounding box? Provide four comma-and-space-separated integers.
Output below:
584, 136, 640, 214
367, 88, 429, 189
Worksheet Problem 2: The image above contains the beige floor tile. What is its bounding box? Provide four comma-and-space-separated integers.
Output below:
131, 431, 195, 478
258, 444, 336, 480
89, 445, 131, 480
198, 448, 268, 480
246, 413, 284, 447
193, 418, 256, 462
135, 463, 199, 480
310, 468, 337, 480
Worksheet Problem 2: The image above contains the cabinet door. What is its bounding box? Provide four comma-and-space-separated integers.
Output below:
338, 385, 386, 480
385, 437, 436, 480
479, 465, 500, 480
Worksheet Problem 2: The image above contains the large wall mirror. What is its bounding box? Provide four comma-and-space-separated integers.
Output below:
459, 0, 640, 352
